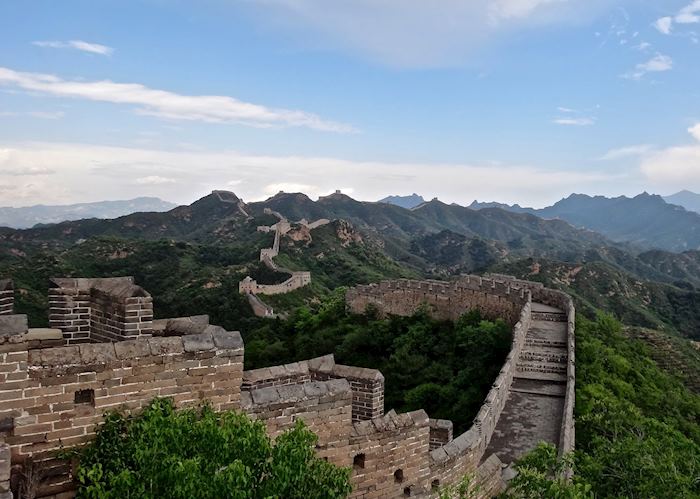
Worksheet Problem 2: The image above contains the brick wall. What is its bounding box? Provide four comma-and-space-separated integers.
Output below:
0, 280, 13, 316
241, 379, 354, 466
49, 278, 153, 344
89, 288, 153, 342
0, 443, 10, 499
0, 329, 243, 497
308, 355, 385, 422
346, 277, 528, 326
350, 410, 431, 498
429, 419, 453, 450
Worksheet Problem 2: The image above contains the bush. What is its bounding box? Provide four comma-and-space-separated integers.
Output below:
72, 398, 352, 499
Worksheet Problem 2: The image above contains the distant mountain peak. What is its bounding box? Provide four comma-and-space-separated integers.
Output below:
378, 193, 426, 209
0, 197, 178, 229
664, 190, 700, 214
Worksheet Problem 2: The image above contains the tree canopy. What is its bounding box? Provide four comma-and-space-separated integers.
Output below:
72, 398, 352, 499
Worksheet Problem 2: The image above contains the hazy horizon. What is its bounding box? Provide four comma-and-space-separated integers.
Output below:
2, 1, 700, 208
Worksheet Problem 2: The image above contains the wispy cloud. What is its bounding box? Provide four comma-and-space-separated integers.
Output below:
0, 67, 355, 133
654, 1, 700, 35
246, 0, 615, 68
553, 117, 595, 126
135, 175, 176, 185
553, 106, 596, 126
0, 110, 65, 120
622, 54, 673, 80
32, 40, 114, 56
653, 17, 673, 35
599, 144, 653, 160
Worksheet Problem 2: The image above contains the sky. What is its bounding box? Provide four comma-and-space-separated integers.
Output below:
1, 0, 700, 208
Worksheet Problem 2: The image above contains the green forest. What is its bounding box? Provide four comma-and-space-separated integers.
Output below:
242, 290, 512, 433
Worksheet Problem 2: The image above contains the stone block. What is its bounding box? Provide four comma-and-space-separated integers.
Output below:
251, 386, 280, 406
114, 339, 152, 359
39, 346, 81, 366
210, 329, 243, 350
182, 332, 214, 352
0, 315, 28, 337
148, 337, 184, 356
80, 343, 117, 364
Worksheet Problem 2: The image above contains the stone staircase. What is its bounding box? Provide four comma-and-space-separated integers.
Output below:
484, 302, 569, 465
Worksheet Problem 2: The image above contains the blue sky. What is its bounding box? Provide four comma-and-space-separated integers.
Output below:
1, 0, 699, 207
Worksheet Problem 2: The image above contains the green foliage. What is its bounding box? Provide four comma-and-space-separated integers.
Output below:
503, 444, 593, 499
242, 291, 511, 432
72, 398, 351, 499
574, 314, 700, 498
437, 473, 480, 499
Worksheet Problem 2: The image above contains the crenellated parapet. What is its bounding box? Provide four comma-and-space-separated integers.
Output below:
346, 276, 529, 326
49, 277, 153, 344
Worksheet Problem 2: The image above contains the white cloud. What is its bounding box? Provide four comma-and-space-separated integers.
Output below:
553, 117, 595, 126
689, 123, 700, 141
0, 110, 64, 120
0, 66, 354, 133
640, 123, 700, 188
488, 0, 565, 21
599, 144, 653, 160
246, 0, 615, 67
653, 1, 700, 36
676, 0, 700, 24
135, 175, 176, 185
622, 54, 673, 80
32, 40, 114, 56
0, 141, 619, 208
654, 17, 673, 34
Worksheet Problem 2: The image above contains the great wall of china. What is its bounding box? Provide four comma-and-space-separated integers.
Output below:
0, 274, 574, 498
238, 207, 329, 317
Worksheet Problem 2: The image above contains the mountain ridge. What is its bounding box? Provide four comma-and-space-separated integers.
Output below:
0, 197, 177, 229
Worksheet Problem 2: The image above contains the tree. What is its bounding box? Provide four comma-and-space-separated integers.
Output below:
503, 443, 593, 499
72, 398, 352, 499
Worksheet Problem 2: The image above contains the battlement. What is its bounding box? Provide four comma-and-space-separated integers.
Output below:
346, 276, 530, 325
49, 277, 153, 344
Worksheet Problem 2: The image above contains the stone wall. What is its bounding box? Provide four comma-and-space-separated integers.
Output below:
49, 278, 153, 344
0, 329, 243, 498
350, 409, 431, 498
243, 355, 384, 422
429, 419, 453, 450
0, 281, 13, 316
0, 274, 573, 498
238, 272, 312, 296
241, 378, 354, 465
0, 443, 9, 499
346, 277, 529, 326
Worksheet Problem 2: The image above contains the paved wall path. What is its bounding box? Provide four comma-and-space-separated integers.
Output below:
484, 302, 569, 465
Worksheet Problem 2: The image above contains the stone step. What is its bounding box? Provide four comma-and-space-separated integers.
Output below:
531, 311, 567, 322
525, 338, 567, 349
519, 351, 567, 364
516, 361, 567, 375
513, 370, 567, 383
